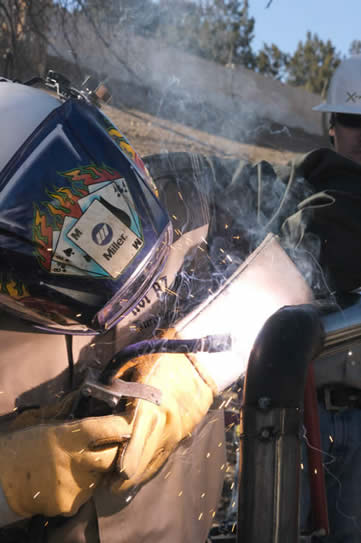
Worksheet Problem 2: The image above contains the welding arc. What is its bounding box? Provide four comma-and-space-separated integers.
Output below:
100, 334, 232, 385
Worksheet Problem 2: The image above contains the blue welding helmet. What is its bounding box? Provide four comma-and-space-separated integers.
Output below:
0, 79, 172, 334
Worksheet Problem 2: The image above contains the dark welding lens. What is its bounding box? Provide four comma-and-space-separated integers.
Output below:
335, 113, 361, 128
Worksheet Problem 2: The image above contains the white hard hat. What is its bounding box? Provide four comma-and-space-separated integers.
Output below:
313, 56, 361, 114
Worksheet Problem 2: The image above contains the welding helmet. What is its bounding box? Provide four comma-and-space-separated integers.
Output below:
313, 56, 361, 115
0, 78, 172, 334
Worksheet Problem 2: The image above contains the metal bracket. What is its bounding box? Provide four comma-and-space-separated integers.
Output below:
80, 372, 162, 409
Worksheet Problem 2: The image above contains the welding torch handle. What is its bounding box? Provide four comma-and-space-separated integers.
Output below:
99, 334, 232, 385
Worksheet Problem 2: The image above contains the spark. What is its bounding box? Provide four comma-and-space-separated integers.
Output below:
33, 491, 40, 499
72, 428, 81, 433
172, 214, 177, 220
164, 471, 172, 480
218, 442, 223, 448
230, 482, 235, 490
329, 434, 334, 443
200, 492, 206, 499
164, 287, 177, 296
232, 235, 240, 239
348, 351, 353, 356
44, 521, 49, 527
232, 501, 236, 508
198, 513, 203, 520
226, 255, 233, 262
314, 469, 318, 475
206, 452, 211, 458
178, 491, 183, 497
212, 511, 216, 518
218, 400, 226, 409
220, 464, 225, 470
232, 523, 236, 533
178, 191, 184, 201
300, 463, 304, 470
78, 448, 85, 454
125, 495, 132, 503
89, 482, 95, 488
224, 224, 229, 229
219, 248, 225, 253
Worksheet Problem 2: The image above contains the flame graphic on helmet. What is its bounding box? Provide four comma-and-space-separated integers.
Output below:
33, 164, 121, 271
62, 165, 119, 188
107, 128, 158, 196
34, 208, 53, 270
0, 277, 30, 299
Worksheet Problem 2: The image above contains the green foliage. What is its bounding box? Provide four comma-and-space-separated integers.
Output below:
286, 31, 341, 94
256, 43, 289, 80
154, 0, 256, 68
79, 0, 160, 36
49, 1, 353, 95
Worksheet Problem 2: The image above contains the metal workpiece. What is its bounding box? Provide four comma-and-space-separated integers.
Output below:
237, 304, 325, 543
314, 292, 361, 389
243, 304, 324, 408
238, 406, 302, 543
321, 292, 361, 348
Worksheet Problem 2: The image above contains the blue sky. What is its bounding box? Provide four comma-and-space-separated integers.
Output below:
248, 0, 360, 57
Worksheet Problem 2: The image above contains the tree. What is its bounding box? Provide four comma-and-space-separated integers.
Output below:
256, 43, 289, 80
77, 0, 160, 37
154, 0, 256, 69
349, 40, 361, 56
199, 0, 256, 68
286, 31, 341, 94
0, 0, 53, 78
62, 0, 256, 73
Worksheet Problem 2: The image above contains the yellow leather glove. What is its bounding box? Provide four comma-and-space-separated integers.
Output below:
0, 415, 130, 518
110, 332, 217, 494
6, 391, 78, 432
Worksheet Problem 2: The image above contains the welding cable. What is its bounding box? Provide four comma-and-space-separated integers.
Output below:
100, 334, 232, 385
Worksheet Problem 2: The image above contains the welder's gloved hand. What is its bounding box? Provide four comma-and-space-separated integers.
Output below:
7, 391, 78, 432
110, 331, 218, 494
0, 415, 131, 518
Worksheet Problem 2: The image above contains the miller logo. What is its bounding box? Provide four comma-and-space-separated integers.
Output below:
92, 223, 113, 246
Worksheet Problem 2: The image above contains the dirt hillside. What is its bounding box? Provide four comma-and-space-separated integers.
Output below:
103, 102, 329, 164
